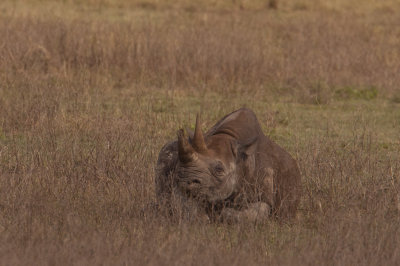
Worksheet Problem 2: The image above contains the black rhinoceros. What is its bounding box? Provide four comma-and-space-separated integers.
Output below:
155, 108, 301, 223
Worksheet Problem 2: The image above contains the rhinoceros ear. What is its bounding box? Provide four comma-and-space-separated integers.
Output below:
237, 137, 258, 159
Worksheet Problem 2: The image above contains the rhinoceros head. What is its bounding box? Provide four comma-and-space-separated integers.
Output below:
176, 114, 257, 203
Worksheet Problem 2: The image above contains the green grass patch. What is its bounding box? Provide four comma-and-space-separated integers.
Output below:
335, 86, 378, 100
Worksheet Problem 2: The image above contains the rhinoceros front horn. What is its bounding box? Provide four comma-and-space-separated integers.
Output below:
177, 129, 196, 163
192, 114, 208, 153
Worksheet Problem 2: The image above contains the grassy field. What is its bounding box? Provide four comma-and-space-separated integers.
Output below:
0, 0, 400, 265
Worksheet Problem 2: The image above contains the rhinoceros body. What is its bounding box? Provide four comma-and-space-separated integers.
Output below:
155, 108, 301, 222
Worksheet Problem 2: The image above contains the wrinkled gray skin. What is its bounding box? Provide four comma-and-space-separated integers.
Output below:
155, 108, 301, 223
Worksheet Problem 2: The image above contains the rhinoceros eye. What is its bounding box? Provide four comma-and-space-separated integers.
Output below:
212, 162, 225, 176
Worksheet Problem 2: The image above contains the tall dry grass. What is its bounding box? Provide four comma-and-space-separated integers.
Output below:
0, 1, 400, 265
1, 6, 400, 96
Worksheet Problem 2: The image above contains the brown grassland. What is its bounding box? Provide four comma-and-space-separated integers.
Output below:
0, 0, 400, 265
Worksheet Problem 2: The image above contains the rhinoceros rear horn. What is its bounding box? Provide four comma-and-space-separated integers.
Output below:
192, 114, 208, 153
177, 129, 196, 163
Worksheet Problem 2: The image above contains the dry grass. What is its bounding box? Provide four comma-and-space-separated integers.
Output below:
0, 0, 400, 265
